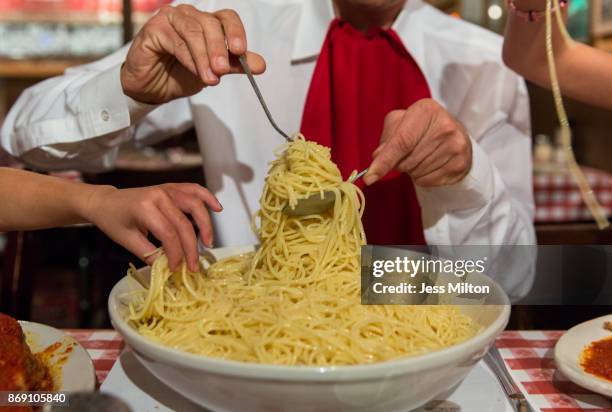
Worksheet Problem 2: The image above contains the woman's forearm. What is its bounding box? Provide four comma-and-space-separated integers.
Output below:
0, 167, 222, 271
0, 168, 108, 231
503, 1, 612, 109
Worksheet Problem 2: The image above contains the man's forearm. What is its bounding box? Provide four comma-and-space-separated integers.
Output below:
417, 142, 536, 300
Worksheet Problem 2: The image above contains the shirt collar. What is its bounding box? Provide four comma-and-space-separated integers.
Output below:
290, 0, 427, 63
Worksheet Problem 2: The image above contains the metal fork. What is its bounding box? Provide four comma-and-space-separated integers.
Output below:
237, 55, 292, 142
237, 54, 369, 216
484, 346, 535, 412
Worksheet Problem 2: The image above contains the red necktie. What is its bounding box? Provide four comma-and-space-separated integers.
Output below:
301, 19, 428, 245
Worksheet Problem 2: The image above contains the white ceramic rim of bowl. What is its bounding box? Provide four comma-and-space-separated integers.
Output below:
18, 320, 96, 392
109, 247, 511, 381
554, 314, 612, 398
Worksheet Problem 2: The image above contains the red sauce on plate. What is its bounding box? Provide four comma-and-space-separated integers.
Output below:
581, 336, 612, 382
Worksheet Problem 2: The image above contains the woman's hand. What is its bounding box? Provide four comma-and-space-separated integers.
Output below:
121, 5, 266, 105
364, 99, 472, 187
83, 183, 222, 271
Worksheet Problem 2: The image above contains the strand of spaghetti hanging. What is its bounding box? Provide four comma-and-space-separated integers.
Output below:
545, 0, 610, 229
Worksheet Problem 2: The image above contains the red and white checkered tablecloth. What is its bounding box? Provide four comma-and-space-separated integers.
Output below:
66, 329, 611, 411
534, 167, 612, 223
497, 331, 612, 411
65, 329, 124, 385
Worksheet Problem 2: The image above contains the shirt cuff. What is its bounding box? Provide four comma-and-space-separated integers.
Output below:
79, 64, 130, 136
79, 64, 157, 135
125, 92, 158, 124
415, 136, 494, 212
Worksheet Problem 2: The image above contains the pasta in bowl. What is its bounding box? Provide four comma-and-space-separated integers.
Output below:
108, 137, 510, 411
109, 249, 509, 412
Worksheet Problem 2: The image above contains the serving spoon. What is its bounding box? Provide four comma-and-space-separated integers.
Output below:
282, 168, 369, 216
237, 55, 368, 216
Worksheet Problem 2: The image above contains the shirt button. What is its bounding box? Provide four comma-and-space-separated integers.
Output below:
101, 110, 110, 121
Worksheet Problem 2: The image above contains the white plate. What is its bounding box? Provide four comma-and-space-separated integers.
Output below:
19, 321, 96, 392
555, 314, 612, 398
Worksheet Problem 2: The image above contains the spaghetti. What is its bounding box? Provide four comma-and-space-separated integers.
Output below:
125, 136, 479, 366
545, 0, 610, 229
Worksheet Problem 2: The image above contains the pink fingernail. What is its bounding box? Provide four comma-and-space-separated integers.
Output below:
363, 173, 378, 186
207, 68, 219, 82
216, 56, 229, 71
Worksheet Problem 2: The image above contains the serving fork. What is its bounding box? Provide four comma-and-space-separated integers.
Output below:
237, 54, 368, 216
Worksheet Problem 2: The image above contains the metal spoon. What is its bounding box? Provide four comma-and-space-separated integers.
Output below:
282, 168, 369, 216
237, 55, 368, 217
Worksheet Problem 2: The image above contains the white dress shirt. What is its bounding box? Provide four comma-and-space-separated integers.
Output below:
1, 0, 536, 300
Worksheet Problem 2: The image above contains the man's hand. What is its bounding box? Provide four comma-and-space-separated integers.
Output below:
84, 183, 222, 272
121, 5, 266, 105
364, 99, 472, 187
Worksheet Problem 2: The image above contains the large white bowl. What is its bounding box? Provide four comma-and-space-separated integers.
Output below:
109, 246, 510, 412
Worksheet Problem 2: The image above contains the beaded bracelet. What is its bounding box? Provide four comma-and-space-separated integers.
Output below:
507, 0, 568, 22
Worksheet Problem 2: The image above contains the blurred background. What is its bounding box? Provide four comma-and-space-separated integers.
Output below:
0, 0, 611, 330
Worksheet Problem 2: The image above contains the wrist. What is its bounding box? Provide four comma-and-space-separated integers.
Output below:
120, 63, 151, 104
512, 0, 546, 10
120, 63, 159, 123
120, 63, 142, 103
508, 0, 567, 22
76, 184, 117, 224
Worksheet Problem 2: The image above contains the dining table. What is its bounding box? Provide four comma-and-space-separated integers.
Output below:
65, 329, 612, 412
